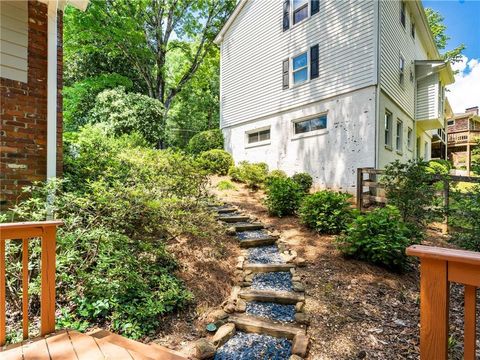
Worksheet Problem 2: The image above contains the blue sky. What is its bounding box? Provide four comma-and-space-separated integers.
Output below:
422, 0, 480, 113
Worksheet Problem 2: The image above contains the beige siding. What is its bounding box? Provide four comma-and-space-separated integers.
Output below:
220, 0, 377, 128
416, 74, 439, 120
0, 1, 28, 82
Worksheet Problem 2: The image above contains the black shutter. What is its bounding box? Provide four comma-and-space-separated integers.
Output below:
310, 44, 319, 80
283, 0, 290, 31
282, 59, 289, 89
311, 0, 320, 15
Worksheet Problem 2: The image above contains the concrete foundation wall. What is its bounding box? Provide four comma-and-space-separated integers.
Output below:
223, 86, 377, 194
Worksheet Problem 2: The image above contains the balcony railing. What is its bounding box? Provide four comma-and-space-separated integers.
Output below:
0, 220, 62, 346
407, 245, 479, 360
448, 130, 480, 145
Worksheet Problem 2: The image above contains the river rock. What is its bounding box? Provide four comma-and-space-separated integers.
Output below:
207, 309, 228, 322
226, 227, 236, 236
295, 257, 307, 267
293, 282, 305, 292
235, 299, 247, 312
289, 355, 303, 360
182, 339, 216, 359
211, 323, 236, 348
295, 301, 305, 312
295, 313, 310, 325
292, 333, 309, 357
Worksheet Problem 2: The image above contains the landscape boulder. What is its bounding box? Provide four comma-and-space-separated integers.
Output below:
211, 323, 236, 348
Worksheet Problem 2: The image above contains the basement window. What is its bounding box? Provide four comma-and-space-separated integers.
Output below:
294, 114, 327, 135
247, 128, 271, 144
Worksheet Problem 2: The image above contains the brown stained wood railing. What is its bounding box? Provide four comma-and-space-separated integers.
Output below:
407, 245, 479, 360
0, 221, 62, 346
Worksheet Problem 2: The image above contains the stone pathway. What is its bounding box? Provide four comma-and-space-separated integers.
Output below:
208, 204, 310, 360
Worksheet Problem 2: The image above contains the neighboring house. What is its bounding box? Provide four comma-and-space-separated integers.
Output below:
430, 97, 453, 160
447, 106, 480, 174
215, 0, 454, 193
0, 0, 87, 206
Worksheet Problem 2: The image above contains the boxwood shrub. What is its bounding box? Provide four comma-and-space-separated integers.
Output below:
197, 149, 234, 175
264, 177, 303, 217
291, 172, 313, 193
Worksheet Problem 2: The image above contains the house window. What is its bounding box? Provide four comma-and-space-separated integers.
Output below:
407, 127, 413, 150
292, 52, 308, 85
400, 1, 406, 28
384, 111, 392, 147
399, 55, 405, 85
411, 21, 415, 38
247, 128, 270, 144
447, 120, 455, 126
294, 114, 327, 135
293, 0, 309, 24
396, 119, 403, 152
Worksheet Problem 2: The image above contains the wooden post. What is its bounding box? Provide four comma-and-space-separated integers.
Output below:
356, 168, 363, 211
464, 285, 477, 360
419, 258, 449, 360
41, 225, 56, 336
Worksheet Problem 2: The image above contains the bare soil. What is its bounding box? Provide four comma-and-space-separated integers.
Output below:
209, 176, 479, 360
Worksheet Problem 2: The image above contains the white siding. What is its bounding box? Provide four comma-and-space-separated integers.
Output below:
0, 1, 28, 83
416, 74, 439, 120
223, 86, 377, 193
220, 0, 377, 128
379, 1, 428, 119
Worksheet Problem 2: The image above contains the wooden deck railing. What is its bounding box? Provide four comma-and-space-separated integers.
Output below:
448, 130, 480, 146
407, 245, 479, 360
0, 221, 62, 346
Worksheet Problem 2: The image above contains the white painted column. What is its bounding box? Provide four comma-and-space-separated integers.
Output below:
47, 0, 58, 179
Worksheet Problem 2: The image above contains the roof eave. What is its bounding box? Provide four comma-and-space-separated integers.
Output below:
214, 0, 249, 44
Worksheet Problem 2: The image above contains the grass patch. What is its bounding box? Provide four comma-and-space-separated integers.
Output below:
217, 179, 237, 191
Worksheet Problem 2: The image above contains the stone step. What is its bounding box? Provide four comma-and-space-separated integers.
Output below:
216, 207, 238, 214
219, 215, 251, 223
238, 289, 304, 304
243, 263, 295, 273
239, 237, 277, 248
228, 314, 305, 340
232, 222, 265, 231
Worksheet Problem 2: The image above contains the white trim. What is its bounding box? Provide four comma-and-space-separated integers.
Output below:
214, 0, 248, 44
47, 0, 58, 180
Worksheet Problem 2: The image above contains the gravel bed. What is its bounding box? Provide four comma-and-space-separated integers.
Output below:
214, 331, 292, 360
237, 230, 270, 240
252, 272, 292, 292
246, 301, 295, 323
248, 245, 284, 264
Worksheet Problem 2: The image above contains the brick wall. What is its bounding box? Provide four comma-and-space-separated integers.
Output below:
0, 1, 63, 206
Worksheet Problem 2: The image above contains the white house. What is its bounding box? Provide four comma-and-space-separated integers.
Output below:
214, 0, 454, 193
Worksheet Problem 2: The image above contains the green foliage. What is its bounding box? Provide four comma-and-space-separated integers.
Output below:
336, 206, 414, 271
473, 139, 480, 175
197, 149, 234, 175
187, 129, 224, 154
64, 74, 133, 131
264, 178, 303, 217
217, 180, 236, 191
449, 185, 480, 251
381, 160, 437, 237
298, 191, 354, 234
426, 159, 452, 175
89, 87, 165, 145
265, 170, 288, 186
425, 8, 465, 65
291, 173, 313, 193
228, 161, 269, 189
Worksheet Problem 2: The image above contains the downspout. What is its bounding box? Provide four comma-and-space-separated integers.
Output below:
47, 0, 58, 217
374, 0, 381, 169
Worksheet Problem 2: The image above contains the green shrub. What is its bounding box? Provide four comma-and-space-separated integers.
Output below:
264, 177, 303, 216
265, 170, 288, 186
291, 173, 313, 193
426, 159, 452, 175
298, 191, 354, 234
336, 206, 414, 271
197, 149, 234, 175
449, 185, 480, 251
217, 180, 236, 191
228, 161, 269, 189
89, 87, 165, 145
187, 129, 224, 154
381, 160, 437, 237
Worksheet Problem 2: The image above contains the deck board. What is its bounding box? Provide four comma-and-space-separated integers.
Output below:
68, 330, 104, 360
46, 330, 78, 360
0, 344, 23, 360
93, 338, 133, 360
23, 337, 50, 360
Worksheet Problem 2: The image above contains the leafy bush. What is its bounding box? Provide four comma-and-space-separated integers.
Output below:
381, 160, 437, 237
197, 149, 234, 175
217, 180, 236, 191
228, 161, 269, 189
264, 177, 303, 217
298, 191, 353, 234
291, 173, 313, 193
473, 139, 480, 175
64, 74, 133, 132
89, 87, 165, 145
426, 159, 451, 175
336, 206, 414, 271
265, 170, 287, 186
187, 129, 224, 154
449, 185, 480, 251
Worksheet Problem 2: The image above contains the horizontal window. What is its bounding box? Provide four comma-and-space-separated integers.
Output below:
447, 120, 455, 126
248, 129, 270, 144
294, 114, 327, 135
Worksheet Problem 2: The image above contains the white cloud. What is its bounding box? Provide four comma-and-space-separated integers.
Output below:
447, 55, 480, 113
